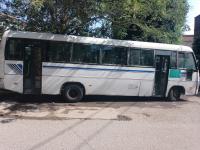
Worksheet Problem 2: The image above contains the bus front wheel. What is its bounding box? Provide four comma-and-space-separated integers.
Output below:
168, 88, 181, 101
62, 84, 84, 103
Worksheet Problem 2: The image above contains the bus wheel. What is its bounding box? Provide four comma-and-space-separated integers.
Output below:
63, 84, 84, 103
168, 88, 181, 101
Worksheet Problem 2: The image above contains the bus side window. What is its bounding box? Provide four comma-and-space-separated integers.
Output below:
72, 43, 100, 64
46, 41, 71, 63
129, 48, 140, 66
185, 53, 196, 70
178, 52, 185, 68
129, 49, 154, 67
114, 47, 127, 65
5, 38, 23, 60
140, 50, 154, 67
170, 51, 177, 69
178, 52, 196, 70
101, 46, 127, 66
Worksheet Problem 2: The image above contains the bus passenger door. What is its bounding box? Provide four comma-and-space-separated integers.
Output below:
154, 55, 170, 97
23, 41, 42, 94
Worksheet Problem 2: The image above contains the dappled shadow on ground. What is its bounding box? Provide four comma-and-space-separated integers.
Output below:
0, 92, 188, 114
0, 92, 187, 103
0, 93, 63, 103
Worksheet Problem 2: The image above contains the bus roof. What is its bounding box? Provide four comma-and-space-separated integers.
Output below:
3, 30, 193, 52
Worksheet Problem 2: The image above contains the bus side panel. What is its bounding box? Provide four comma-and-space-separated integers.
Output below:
42, 63, 155, 96
42, 76, 141, 96
139, 80, 155, 96
4, 60, 23, 93
182, 71, 198, 95
166, 70, 198, 96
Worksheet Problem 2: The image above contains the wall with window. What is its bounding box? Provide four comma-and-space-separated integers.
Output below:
5, 38, 23, 60
129, 48, 154, 67
178, 52, 196, 70
5, 38, 155, 67
5, 38, 196, 70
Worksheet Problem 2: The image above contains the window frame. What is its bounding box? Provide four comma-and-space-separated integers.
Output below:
140, 49, 155, 67
5, 38, 49, 63
5, 38, 24, 61
45, 40, 72, 63
7, 38, 190, 70
178, 51, 197, 70
100, 45, 128, 66
128, 48, 155, 68
168, 50, 178, 69
71, 43, 101, 65
154, 50, 179, 69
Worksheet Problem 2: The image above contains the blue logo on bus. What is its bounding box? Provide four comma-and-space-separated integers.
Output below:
7, 64, 23, 75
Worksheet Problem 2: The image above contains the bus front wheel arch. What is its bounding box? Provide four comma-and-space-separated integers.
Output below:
61, 82, 85, 103
168, 86, 185, 101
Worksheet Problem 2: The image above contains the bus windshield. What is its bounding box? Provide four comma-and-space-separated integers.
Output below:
178, 52, 197, 70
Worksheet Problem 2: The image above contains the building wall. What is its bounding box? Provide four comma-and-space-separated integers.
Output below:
194, 15, 200, 39
182, 35, 194, 47
193, 15, 200, 59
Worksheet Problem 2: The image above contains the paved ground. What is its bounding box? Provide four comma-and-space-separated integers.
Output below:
0, 94, 200, 150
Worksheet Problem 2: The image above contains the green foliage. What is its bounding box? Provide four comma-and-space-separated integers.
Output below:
0, 0, 22, 37
8, 0, 98, 35
0, 0, 189, 44
98, 0, 189, 43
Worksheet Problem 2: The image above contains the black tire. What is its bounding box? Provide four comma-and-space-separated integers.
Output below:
62, 84, 84, 103
168, 88, 181, 101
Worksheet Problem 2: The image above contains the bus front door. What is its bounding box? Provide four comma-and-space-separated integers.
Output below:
23, 41, 42, 94
154, 55, 170, 97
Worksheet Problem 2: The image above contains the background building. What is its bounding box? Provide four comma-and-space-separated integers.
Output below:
194, 15, 200, 38
182, 35, 194, 47
193, 15, 200, 60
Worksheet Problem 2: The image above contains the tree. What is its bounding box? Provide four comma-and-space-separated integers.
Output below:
95, 0, 189, 43
0, 0, 189, 44
0, 0, 26, 37
1, 0, 98, 35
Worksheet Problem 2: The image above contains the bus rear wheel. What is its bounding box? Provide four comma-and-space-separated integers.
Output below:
168, 88, 181, 101
62, 84, 84, 103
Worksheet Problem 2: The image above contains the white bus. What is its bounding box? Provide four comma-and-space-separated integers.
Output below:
0, 30, 199, 102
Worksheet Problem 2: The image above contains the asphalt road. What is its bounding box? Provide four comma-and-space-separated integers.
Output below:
0, 94, 200, 150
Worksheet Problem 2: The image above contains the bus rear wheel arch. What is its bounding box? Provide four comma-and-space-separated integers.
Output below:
168, 86, 185, 101
61, 82, 85, 103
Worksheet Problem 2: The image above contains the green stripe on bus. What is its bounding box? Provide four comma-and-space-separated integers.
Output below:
169, 69, 181, 78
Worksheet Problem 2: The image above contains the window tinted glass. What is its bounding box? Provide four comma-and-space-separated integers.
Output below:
101, 46, 127, 65
23, 40, 42, 76
6, 38, 23, 60
178, 52, 185, 68
72, 44, 100, 64
140, 50, 154, 66
129, 49, 154, 66
171, 51, 177, 68
47, 41, 71, 63
185, 53, 196, 69
129, 49, 140, 66
178, 52, 196, 70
